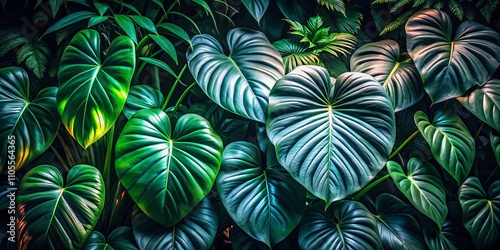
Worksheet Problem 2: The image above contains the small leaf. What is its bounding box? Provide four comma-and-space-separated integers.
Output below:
457, 79, 500, 132
129, 15, 157, 34
241, 0, 270, 24
49, 0, 63, 17
93, 1, 110, 16
492, 131, 500, 166
317, 0, 346, 15
42, 11, 97, 37
88, 16, 108, 28
387, 158, 448, 229
458, 177, 500, 249
148, 34, 178, 64
139, 57, 177, 77
415, 110, 475, 183
114, 14, 137, 44
158, 23, 192, 48
83, 227, 138, 250
298, 200, 383, 249
123, 85, 165, 119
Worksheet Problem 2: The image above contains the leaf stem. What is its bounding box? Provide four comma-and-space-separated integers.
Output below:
57, 133, 76, 166
173, 82, 196, 113
389, 130, 420, 160
163, 64, 187, 110
352, 174, 391, 200
50, 145, 69, 172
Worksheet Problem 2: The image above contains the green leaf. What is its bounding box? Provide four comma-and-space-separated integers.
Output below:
139, 57, 177, 77
16, 39, 51, 79
414, 110, 475, 183
186, 28, 284, 123
273, 39, 320, 73
217, 142, 305, 246
267, 65, 395, 205
458, 177, 500, 248
317, 0, 345, 15
299, 200, 383, 249
275, 0, 314, 23
42, 11, 98, 37
374, 193, 426, 250
230, 225, 270, 250
0, 67, 59, 172
406, 9, 500, 103
114, 14, 137, 44
115, 109, 223, 227
492, 131, 500, 166
157, 23, 192, 48
423, 220, 461, 250
17, 165, 105, 250
387, 158, 448, 229
88, 16, 108, 28
82, 227, 137, 250
123, 85, 164, 119
148, 34, 178, 64
129, 15, 157, 34
93, 1, 110, 16
57, 29, 135, 149
350, 40, 423, 112
241, 0, 270, 24
132, 196, 218, 249
457, 79, 500, 132
50, 0, 63, 17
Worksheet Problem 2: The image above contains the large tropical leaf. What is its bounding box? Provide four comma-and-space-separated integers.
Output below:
217, 142, 305, 246
132, 196, 218, 250
387, 158, 448, 229
298, 200, 382, 250
58, 29, 135, 149
186, 28, 284, 123
123, 85, 164, 119
17, 164, 105, 250
374, 193, 426, 250
458, 177, 500, 249
241, 0, 269, 24
406, 9, 500, 103
230, 225, 270, 250
267, 65, 395, 205
415, 110, 475, 183
0, 67, 59, 172
350, 40, 423, 112
115, 109, 223, 227
423, 220, 463, 250
82, 227, 137, 250
457, 79, 500, 132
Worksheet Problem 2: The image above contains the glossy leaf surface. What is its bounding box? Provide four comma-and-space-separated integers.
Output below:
241, 0, 269, 24
457, 79, 500, 132
123, 85, 164, 119
82, 227, 137, 250
492, 131, 500, 166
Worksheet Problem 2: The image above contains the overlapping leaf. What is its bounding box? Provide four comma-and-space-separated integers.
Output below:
406, 9, 500, 103
457, 79, 500, 132
217, 142, 305, 246
415, 110, 475, 183
267, 65, 395, 205
123, 85, 164, 119
115, 109, 223, 227
492, 131, 500, 166
58, 29, 135, 148
0, 67, 59, 172
241, 0, 269, 24
83, 227, 137, 250
388, 158, 448, 229
17, 165, 105, 250
186, 28, 284, 123
350, 40, 423, 112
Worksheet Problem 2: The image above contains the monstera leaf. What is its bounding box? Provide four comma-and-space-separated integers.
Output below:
115, 109, 223, 227
123, 85, 165, 119
388, 158, 447, 229
58, 29, 135, 148
374, 193, 426, 250
350, 40, 423, 112
459, 177, 500, 249
82, 227, 137, 250
186, 28, 284, 123
415, 110, 475, 183
17, 165, 105, 250
132, 196, 218, 250
406, 9, 500, 103
217, 142, 305, 246
267, 65, 395, 205
241, 0, 269, 24
457, 79, 500, 132
298, 200, 383, 249
0, 67, 59, 172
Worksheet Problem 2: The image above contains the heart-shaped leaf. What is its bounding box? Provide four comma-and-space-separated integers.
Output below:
132, 196, 218, 250
415, 110, 475, 183
0, 66, 59, 172
58, 29, 135, 149
457, 79, 500, 132
298, 200, 382, 249
241, 0, 269, 24
406, 9, 500, 103
458, 177, 500, 249
423, 220, 464, 250
374, 193, 426, 250
217, 142, 305, 246
17, 164, 105, 250
115, 109, 223, 227
267, 65, 395, 205
350, 39, 423, 112
82, 227, 138, 250
123, 85, 165, 119
492, 131, 500, 166
388, 158, 448, 229
186, 28, 284, 123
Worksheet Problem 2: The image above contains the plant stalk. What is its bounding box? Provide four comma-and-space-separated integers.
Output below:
389, 130, 419, 160
163, 64, 187, 110
352, 174, 391, 200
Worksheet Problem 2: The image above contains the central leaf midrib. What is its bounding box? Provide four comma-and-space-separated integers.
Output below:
44, 188, 65, 244
165, 139, 174, 193
327, 105, 333, 200
383, 62, 400, 88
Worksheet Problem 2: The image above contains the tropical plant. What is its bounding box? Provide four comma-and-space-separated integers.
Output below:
0, 1, 500, 250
